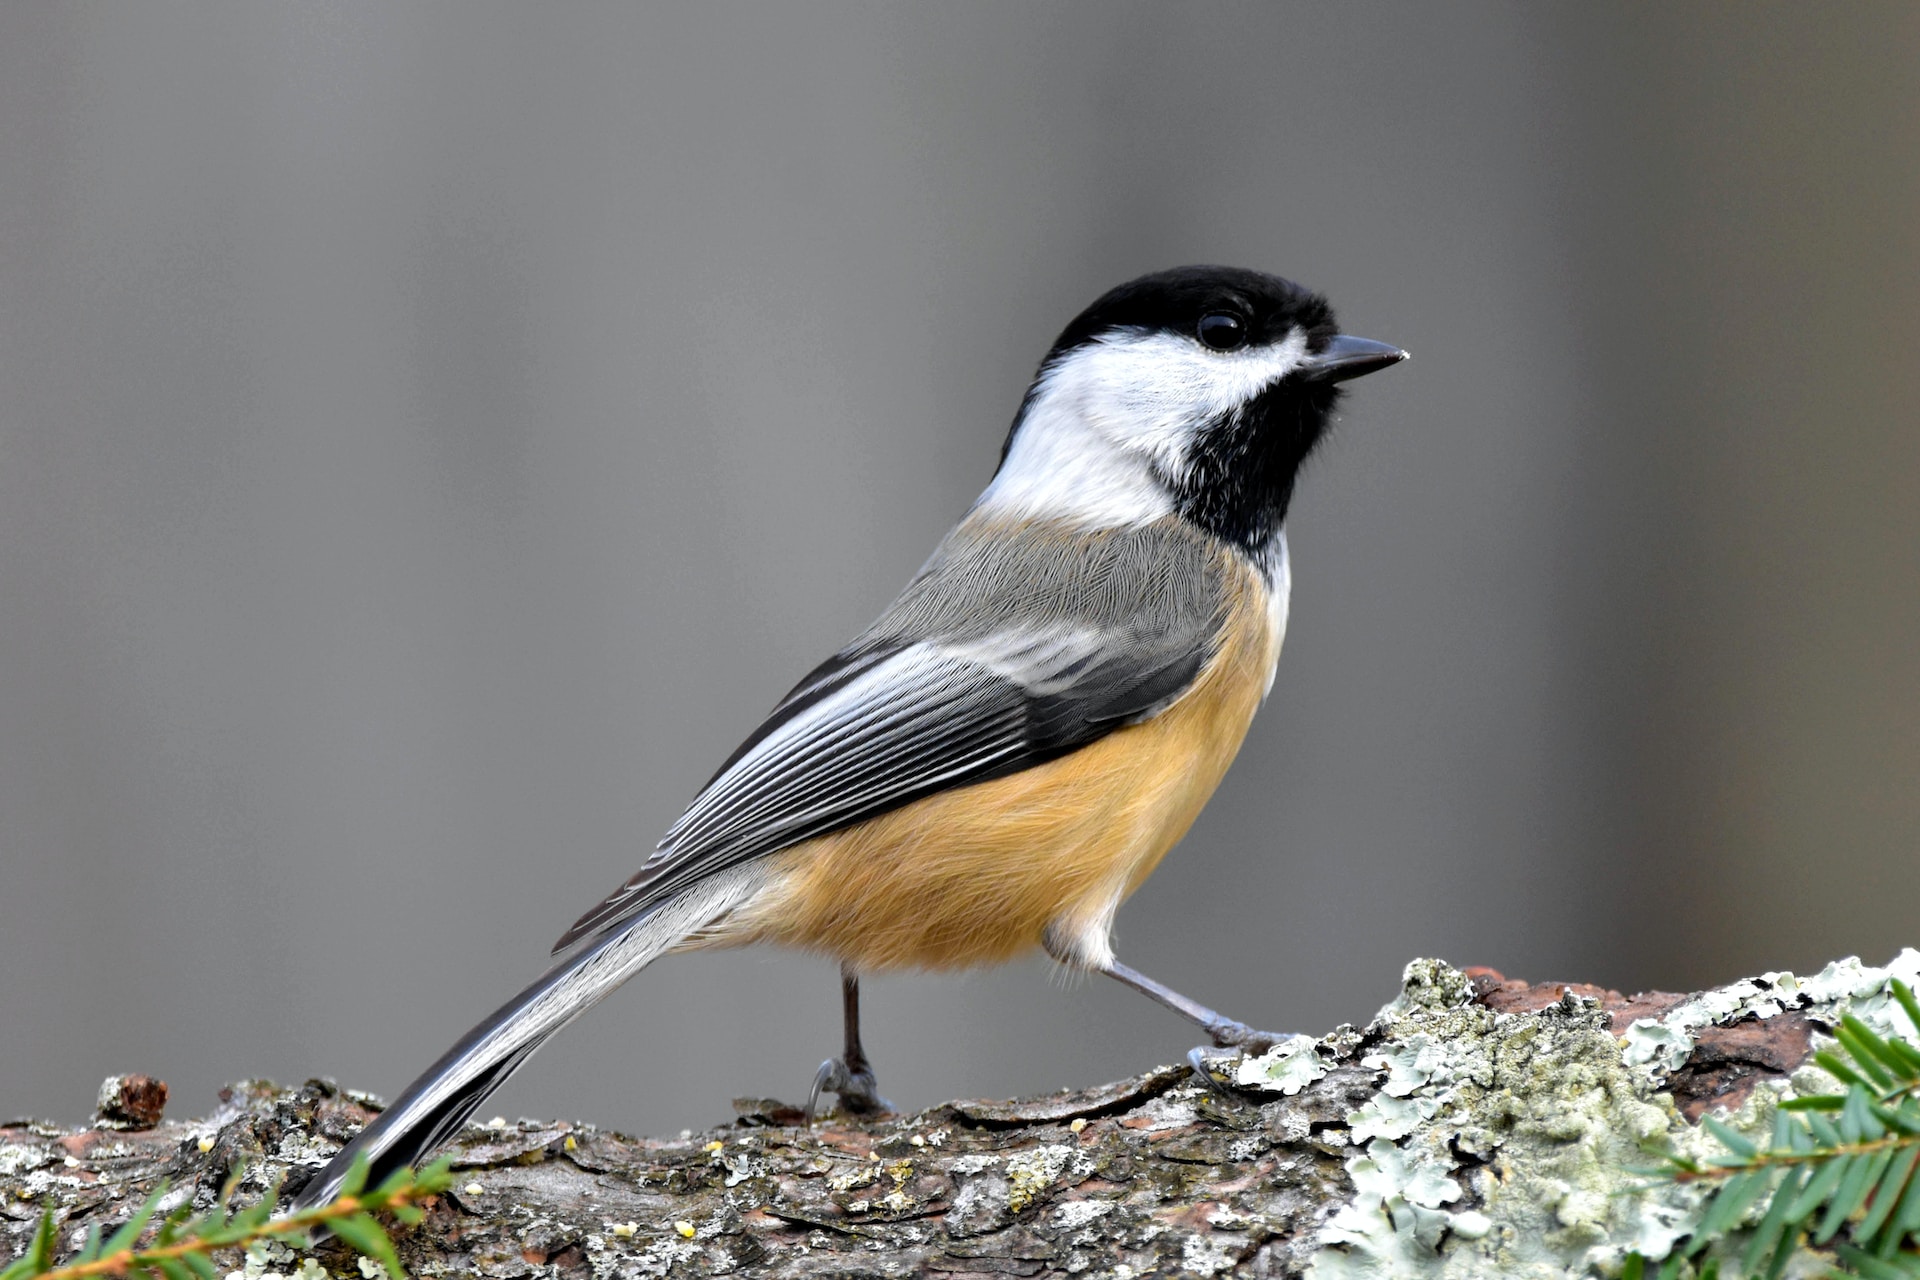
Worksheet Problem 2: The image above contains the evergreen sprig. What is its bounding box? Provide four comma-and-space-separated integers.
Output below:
1, 1157, 452, 1280
1629, 978, 1920, 1279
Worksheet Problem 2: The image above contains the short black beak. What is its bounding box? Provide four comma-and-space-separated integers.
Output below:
1301, 334, 1408, 384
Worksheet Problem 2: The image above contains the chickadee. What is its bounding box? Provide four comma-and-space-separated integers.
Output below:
293, 265, 1404, 1209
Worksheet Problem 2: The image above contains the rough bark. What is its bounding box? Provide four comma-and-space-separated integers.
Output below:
5, 952, 1915, 1278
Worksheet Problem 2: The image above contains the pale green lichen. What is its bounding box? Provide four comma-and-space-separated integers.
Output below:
1294, 952, 1920, 1278
1235, 1035, 1334, 1094
1347, 1093, 1422, 1144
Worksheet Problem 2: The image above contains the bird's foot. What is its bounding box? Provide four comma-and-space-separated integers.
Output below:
805, 1057, 896, 1124
1186, 1022, 1305, 1096
1204, 1017, 1296, 1055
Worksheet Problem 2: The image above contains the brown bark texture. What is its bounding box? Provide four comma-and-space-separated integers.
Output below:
5, 954, 1907, 1279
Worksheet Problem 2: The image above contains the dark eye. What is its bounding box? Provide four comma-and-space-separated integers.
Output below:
1196, 312, 1247, 351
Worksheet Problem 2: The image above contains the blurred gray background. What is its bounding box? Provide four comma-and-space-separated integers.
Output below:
3, 5, 1916, 1133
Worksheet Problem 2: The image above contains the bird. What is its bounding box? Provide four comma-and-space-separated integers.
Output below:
290, 264, 1404, 1211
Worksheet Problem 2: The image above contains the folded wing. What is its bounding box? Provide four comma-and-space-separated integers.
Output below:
554, 618, 1217, 953
555, 517, 1236, 955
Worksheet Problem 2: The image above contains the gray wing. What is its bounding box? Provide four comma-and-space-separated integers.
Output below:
552, 621, 1214, 953
553, 516, 1235, 955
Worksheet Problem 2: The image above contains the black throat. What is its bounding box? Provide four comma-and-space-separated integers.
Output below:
1163, 378, 1342, 555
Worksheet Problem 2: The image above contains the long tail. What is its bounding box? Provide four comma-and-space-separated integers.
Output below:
290, 867, 766, 1212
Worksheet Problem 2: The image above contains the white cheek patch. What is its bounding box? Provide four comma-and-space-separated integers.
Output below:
1070, 327, 1312, 453
976, 327, 1309, 527
975, 390, 1175, 526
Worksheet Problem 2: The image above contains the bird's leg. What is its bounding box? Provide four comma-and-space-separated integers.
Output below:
805, 966, 896, 1122
1096, 957, 1294, 1052
1042, 926, 1297, 1055
1088, 956, 1303, 1092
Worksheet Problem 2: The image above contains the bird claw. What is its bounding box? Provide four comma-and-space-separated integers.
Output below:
1204, 1018, 1296, 1055
1187, 1028, 1304, 1098
804, 1057, 895, 1124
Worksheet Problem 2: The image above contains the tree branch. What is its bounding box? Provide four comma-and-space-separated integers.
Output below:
6, 953, 1915, 1278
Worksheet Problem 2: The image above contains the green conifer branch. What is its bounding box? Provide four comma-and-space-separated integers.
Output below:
0, 1157, 453, 1280
1627, 980, 1920, 1279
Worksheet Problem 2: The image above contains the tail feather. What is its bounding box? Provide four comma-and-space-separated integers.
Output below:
290, 865, 768, 1212
289, 939, 621, 1212
328, 1047, 530, 1201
